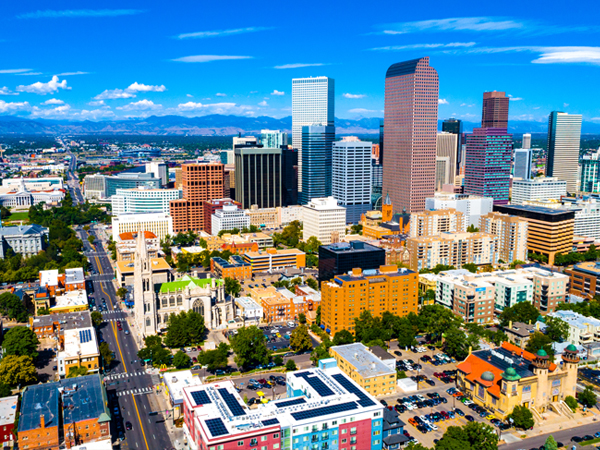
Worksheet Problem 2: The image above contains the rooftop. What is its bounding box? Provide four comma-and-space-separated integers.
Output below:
51, 289, 88, 311
550, 310, 600, 331
40, 269, 59, 287
18, 383, 59, 432
31, 310, 92, 331
234, 296, 262, 310
118, 230, 157, 241
331, 343, 396, 378
369, 345, 394, 361
59, 327, 99, 360
160, 275, 223, 293
572, 261, 600, 277
61, 375, 110, 425
322, 241, 384, 254
65, 267, 85, 285
0, 396, 18, 426
494, 204, 576, 220
164, 370, 202, 404
116, 257, 171, 274
0, 223, 48, 237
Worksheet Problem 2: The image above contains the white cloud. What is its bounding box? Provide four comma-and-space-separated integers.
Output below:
88, 100, 105, 106
176, 101, 254, 116
564, 103, 570, 108
532, 47, 600, 65
94, 89, 135, 100
348, 108, 377, 114
0, 87, 18, 96
508, 96, 523, 101
0, 100, 30, 113
460, 103, 475, 107
31, 104, 71, 118
78, 108, 115, 120
17, 9, 144, 19
186, 94, 193, 98
175, 27, 272, 40
172, 55, 253, 63
16, 76, 70, 95
343, 93, 366, 99
589, 117, 600, 122
0, 69, 32, 74
380, 17, 527, 34
370, 42, 476, 51
274, 63, 326, 69
258, 100, 268, 107
127, 82, 166, 92
438, 98, 449, 104
116, 99, 162, 111
54, 71, 89, 76
15, 72, 44, 76
271, 90, 285, 96
216, 93, 227, 97
42, 98, 64, 105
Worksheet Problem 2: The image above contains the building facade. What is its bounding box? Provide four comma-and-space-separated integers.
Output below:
0, 224, 49, 258
436, 132, 458, 190
409, 208, 464, 238
318, 241, 387, 283
243, 248, 306, 273
234, 147, 282, 209
300, 125, 335, 204
261, 129, 288, 148
211, 204, 251, 235
145, 161, 168, 186
511, 177, 567, 206
302, 197, 346, 245
513, 148, 533, 180
442, 119, 463, 175
566, 261, 600, 299
210, 255, 252, 281
202, 198, 241, 234
479, 212, 528, 263
546, 111, 583, 193
522, 133, 532, 149
111, 187, 182, 215
111, 212, 173, 241
581, 149, 600, 193
383, 57, 439, 213
425, 192, 494, 229
481, 91, 509, 129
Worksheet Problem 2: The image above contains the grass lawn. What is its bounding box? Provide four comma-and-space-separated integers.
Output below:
7, 211, 29, 221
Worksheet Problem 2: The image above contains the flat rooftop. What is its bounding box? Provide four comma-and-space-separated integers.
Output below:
65, 267, 85, 285
322, 241, 384, 254
331, 343, 395, 378
160, 275, 222, 293
52, 289, 88, 310
18, 383, 59, 432
0, 396, 18, 426
495, 204, 576, 221
61, 375, 110, 425
31, 310, 92, 331
116, 257, 171, 274
572, 261, 600, 277
60, 327, 99, 359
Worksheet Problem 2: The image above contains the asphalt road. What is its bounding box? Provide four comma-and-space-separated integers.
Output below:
501, 420, 600, 449
84, 227, 173, 450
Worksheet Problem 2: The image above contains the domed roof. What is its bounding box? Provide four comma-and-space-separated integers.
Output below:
537, 348, 548, 357
502, 366, 522, 381
481, 371, 495, 382
566, 344, 578, 352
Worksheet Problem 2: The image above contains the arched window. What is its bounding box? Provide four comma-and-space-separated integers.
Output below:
169, 296, 175, 307
177, 295, 183, 306
193, 299, 204, 316
161, 297, 167, 308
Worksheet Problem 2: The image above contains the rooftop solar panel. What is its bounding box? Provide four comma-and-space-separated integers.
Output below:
206, 418, 228, 437
332, 373, 376, 407
261, 418, 280, 426
191, 390, 211, 405
217, 388, 246, 416
291, 402, 358, 421
79, 329, 92, 344
275, 398, 306, 408
295, 372, 334, 397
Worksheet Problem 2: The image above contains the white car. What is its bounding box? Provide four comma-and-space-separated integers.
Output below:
463, 399, 474, 406
405, 403, 415, 410
270, 329, 279, 334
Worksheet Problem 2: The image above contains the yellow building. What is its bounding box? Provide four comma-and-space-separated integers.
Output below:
57, 327, 100, 378
116, 257, 171, 286
50, 289, 88, 314
329, 342, 397, 397
362, 223, 400, 239
456, 341, 579, 420
321, 265, 418, 335
243, 248, 306, 273
418, 273, 437, 307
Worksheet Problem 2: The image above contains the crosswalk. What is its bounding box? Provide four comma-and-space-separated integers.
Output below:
102, 310, 128, 316
104, 371, 147, 381
117, 386, 154, 397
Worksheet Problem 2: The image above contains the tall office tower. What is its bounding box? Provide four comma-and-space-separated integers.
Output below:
169, 163, 225, 233
260, 129, 288, 148
383, 57, 439, 213
332, 137, 373, 224
464, 128, 513, 205
234, 147, 282, 209
292, 76, 335, 193
442, 118, 463, 174
513, 148, 533, 179
581, 149, 600, 193
299, 124, 335, 204
435, 132, 458, 190
145, 161, 168, 187
282, 148, 298, 205
379, 121, 384, 165
522, 133, 532, 149
482, 91, 509, 129
547, 111, 583, 193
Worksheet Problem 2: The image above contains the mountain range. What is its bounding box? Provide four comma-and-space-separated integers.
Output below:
0, 114, 599, 136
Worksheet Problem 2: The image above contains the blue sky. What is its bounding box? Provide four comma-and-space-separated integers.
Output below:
0, 0, 598, 123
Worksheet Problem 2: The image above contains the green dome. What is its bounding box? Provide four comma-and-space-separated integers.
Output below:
537, 348, 548, 357
502, 366, 521, 381
481, 371, 495, 382
566, 344, 577, 352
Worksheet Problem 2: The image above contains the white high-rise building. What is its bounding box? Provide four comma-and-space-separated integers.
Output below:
112, 212, 173, 241
302, 197, 346, 245
332, 137, 372, 224
211, 204, 251, 235
511, 177, 567, 205
547, 112, 582, 193
145, 161, 168, 187
260, 130, 288, 148
513, 148, 533, 180
436, 132, 458, 190
111, 187, 182, 215
522, 133, 532, 149
292, 76, 334, 193
425, 192, 494, 229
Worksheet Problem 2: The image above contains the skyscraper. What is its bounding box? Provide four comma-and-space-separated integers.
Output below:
482, 91, 509, 129
442, 118, 463, 174
383, 57, 439, 213
299, 125, 335, 204
547, 111, 583, 193
260, 129, 288, 148
463, 128, 513, 205
292, 77, 335, 193
282, 148, 298, 205
513, 148, 533, 180
581, 149, 600, 193
379, 121, 384, 165
436, 132, 458, 190
234, 147, 282, 209
522, 133, 531, 149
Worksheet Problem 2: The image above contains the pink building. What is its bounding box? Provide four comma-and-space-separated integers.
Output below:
383, 56, 439, 213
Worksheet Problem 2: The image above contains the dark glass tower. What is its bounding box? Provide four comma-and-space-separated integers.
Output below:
299, 124, 334, 204
442, 118, 463, 174
234, 147, 282, 209
282, 147, 298, 206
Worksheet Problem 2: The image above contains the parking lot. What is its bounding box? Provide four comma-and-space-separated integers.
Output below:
223, 324, 318, 353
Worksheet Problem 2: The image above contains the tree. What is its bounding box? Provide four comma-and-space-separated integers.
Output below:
463, 263, 478, 273
498, 302, 540, 327
199, 345, 228, 372
173, 351, 192, 369
91, 311, 103, 327
37, 307, 50, 316
419, 304, 462, 342
354, 310, 392, 344
509, 260, 526, 269
565, 395, 578, 411
544, 435, 558, 450
116, 287, 128, 300
0, 292, 29, 323
579, 385, 597, 408
306, 278, 318, 291
0, 355, 37, 387
0, 383, 11, 397
525, 332, 554, 361
230, 326, 269, 370
466, 225, 479, 233
311, 342, 331, 366
406, 443, 431, 450
332, 330, 354, 346
443, 326, 478, 360
87, 235, 95, 245
508, 404, 535, 429
545, 316, 569, 342
285, 359, 297, 371
303, 236, 322, 254
298, 313, 306, 324
67, 366, 89, 378
0, 206, 11, 220
2, 326, 39, 360
315, 305, 321, 325
436, 422, 498, 450
99, 341, 114, 366
273, 355, 283, 366
224, 277, 242, 297
290, 325, 313, 352
164, 311, 206, 348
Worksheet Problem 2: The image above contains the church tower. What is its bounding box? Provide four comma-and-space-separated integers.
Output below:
532, 348, 551, 411
133, 232, 157, 337
561, 344, 580, 400
382, 193, 393, 222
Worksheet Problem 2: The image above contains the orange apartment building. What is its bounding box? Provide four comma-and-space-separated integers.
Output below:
210, 255, 252, 281
30, 310, 92, 342
170, 163, 225, 233
243, 248, 306, 273
250, 285, 321, 323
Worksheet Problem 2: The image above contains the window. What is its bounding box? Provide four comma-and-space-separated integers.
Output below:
262, 437, 267, 442
238, 441, 245, 446
273, 433, 279, 439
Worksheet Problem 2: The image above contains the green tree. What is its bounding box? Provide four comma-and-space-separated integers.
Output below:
332, 330, 354, 346
224, 277, 242, 297
463, 263, 478, 273
525, 332, 554, 361
2, 326, 39, 359
198, 346, 228, 372
67, 366, 89, 378
509, 260, 526, 269
436, 422, 498, 450
443, 326, 478, 360
0, 383, 12, 397
91, 311, 103, 327
0, 206, 11, 220
565, 395, 578, 411
173, 351, 192, 369
0, 292, 29, 323
498, 302, 540, 327
310, 342, 331, 366
508, 404, 535, 429
37, 307, 50, 315
116, 287, 128, 300
87, 235, 95, 245
0, 355, 37, 387
545, 316, 569, 342
306, 278, 319, 291
579, 385, 597, 408
230, 326, 269, 370
298, 313, 306, 324
406, 443, 431, 450
285, 359, 297, 371
315, 305, 321, 325
303, 236, 322, 254
99, 341, 114, 366
273, 355, 284, 366
164, 311, 206, 348
544, 435, 558, 450
419, 304, 462, 342
290, 325, 313, 352
466, 225, 479, 233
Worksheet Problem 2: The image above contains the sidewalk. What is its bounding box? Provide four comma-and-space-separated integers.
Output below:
503, 408, 599, 442
152, 385, 188, 449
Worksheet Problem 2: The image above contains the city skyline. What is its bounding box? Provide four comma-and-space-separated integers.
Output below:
0, 1, 598, 123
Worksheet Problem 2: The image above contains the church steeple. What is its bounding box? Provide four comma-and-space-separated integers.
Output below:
382, 192, 393, 222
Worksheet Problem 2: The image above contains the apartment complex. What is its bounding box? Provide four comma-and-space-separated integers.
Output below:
479, 212, 528, 263
243, 248, 306, 273
409, 208, 464, 238
566, 261, 600, 299
407, 232, 499, 271
318, 241, 386, 283
302, 197, 346, 245
581, 149, 600, 193
321, 265, 418, 335
494, 204, 575, 266
111, 212, 173, 241
250, 285, 320, 323
210, 255, 252, 281
425, 192, 494, 229
247, 205, 279, 229
549, 310, 600, 346
111, 187, 182, 215
436, 270, 495, 323
511, 177, 567, 205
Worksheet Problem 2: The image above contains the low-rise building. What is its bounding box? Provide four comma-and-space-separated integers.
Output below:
567, 261, 600, 299
278, 205, 303, 227
111, 212, 174, 241
0, 396, 18, 448
246, 205, 279, 229
548, 310, 600, 346
30, 310, 92, 342
329, 342, 397, 397
162, 370, 202, 417
58, 327, 100, 377
0, 224, 49, 258
210, 255, 252, 281
211, 203, 251, 235
503, 321, 537, 349
235, 296, 264, 325
302, 196, 346, 245
243, 248, 306, 273
241, 231, 274, 248
51, 289, 88, 314
115, 257, 171, 287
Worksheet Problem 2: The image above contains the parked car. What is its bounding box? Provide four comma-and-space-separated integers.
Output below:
465, 415, 475, 422
125, 421, 132, 430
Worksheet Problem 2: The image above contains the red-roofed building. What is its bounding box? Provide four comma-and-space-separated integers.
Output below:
456, 341, 579, 419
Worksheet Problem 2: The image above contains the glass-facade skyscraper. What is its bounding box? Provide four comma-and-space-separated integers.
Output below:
442, 118, 463, 174
547, 111, 582, 193
299, 125, 334, 205
581, 150, 600, 193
